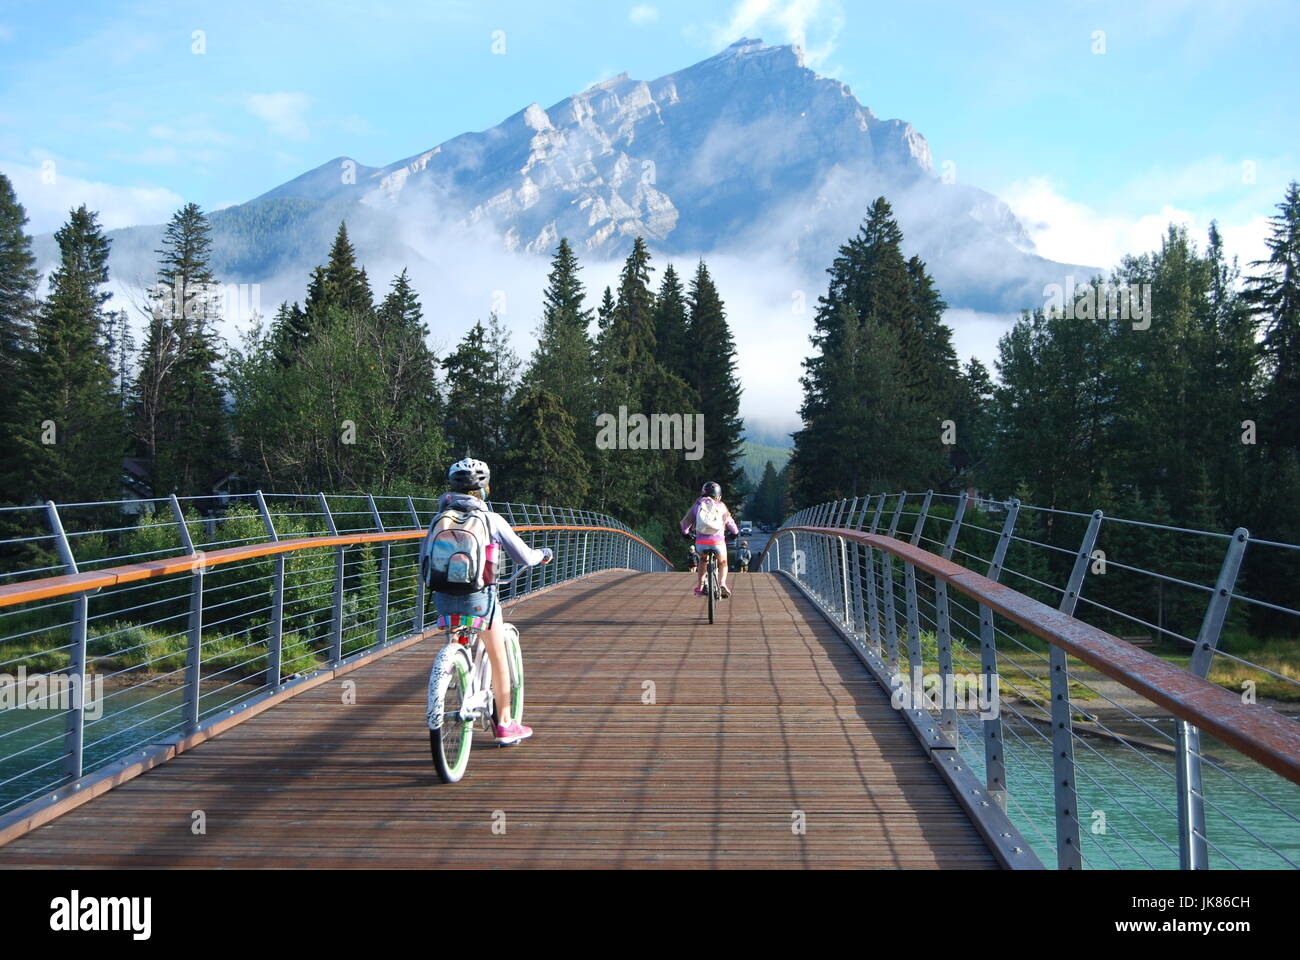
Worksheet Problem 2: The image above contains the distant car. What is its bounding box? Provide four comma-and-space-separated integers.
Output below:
739, 521, 753, 535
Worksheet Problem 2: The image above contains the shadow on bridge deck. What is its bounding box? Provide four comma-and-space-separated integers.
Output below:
0, 571, 997, 869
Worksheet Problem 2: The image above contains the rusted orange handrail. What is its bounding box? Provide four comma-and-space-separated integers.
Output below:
760, 525, 1300, 786
0, 524, 671, 611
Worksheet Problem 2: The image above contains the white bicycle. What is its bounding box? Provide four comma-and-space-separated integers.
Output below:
426, 565, 533, 784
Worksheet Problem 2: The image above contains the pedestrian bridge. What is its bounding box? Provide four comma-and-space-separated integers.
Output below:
0, 492, 1296, 869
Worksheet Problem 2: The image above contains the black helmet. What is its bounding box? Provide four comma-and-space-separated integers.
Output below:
448, 457, 490, 493
701, 481, 721, 499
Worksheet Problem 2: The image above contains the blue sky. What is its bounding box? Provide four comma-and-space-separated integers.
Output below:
1, 0, 1295, 268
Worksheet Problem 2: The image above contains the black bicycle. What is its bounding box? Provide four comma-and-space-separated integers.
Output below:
704, 550, 720, 623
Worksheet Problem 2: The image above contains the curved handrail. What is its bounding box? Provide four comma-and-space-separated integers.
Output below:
759, 525, 1300, 786
0, 524, 672, 610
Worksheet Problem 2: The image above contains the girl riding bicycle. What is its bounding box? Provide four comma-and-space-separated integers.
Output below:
681, 481, 739, 598
428, 457, 552, 745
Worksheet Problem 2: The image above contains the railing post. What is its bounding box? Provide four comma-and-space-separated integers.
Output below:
868, 494, 885, 533
935, 492, 969, 744
903, 491, 933, 682
169, 495, 203, 735
864, 542, 881, 655
319, 493, 343, 665
1175, 527, 1248, 870
838, 536, 851, 627
369, 494, 390, 649
979, 498, 1020, 812
255, 491, 284, 691
1049, 509, 1103, 870
407, 496, 425, 634
880, 494, 907, 676
44, 502, 86, 782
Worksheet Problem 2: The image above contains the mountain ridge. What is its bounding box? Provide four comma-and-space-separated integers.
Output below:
35, 38, 1096, 319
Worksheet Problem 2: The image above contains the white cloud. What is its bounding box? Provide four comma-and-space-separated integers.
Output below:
629, 5, 659, 26
1001, 175, 1271, 271
945, 308, 1021, 373
714, 0, 844, 67
245, 92, 312, 140
0, 159, 182, 234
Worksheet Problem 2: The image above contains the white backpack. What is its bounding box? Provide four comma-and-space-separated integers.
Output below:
695, 498, 726, 537
422, 506, 494, 596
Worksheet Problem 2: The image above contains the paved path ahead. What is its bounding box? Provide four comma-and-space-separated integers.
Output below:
0, 571, 996, 868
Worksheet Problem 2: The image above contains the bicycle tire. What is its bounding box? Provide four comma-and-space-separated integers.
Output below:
429, 647, 473, 783
707, 558, 716, 624
491, 625, 525, 729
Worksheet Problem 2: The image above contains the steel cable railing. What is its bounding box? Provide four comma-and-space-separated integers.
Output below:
0, 491, 669, 824
760, 491, 1300, 870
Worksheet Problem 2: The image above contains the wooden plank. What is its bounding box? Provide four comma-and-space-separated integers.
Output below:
0, 571, 997, 869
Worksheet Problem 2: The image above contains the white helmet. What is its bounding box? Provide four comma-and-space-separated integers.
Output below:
447, 457, 490, 493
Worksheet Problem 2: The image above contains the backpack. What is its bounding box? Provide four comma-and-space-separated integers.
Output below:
422, 505, 495, 596
695, 498, 726, 537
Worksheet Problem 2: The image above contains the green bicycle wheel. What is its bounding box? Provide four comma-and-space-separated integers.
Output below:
491, 626, 526, 730
431, 652, 473, 783
507, 626, 525, 724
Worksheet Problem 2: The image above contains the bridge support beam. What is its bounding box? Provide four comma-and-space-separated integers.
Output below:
1175, 527, 1248, 870
45, 502, 87, 782
1049, 509, 1103, 870
979, 499, 1020, 813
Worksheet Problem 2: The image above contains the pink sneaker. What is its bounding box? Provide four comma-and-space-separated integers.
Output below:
694, 586, 705, 596
495, 719, 533, 745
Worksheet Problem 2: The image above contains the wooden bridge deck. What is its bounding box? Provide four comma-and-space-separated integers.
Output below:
0, 571, 997, 869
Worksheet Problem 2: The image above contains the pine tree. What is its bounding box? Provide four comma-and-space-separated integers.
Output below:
653, 263, 690, 380
0, 173, 39, 507
750, 460, 782, 526
16, 206, 122, 505
683, 260, 744, 496
268, 300, 309, 365
306, 222, 373, 324
376, 268, 425, 335
503, 386, 589, 506
1245, 181, 1300, 452
137, 203, 230, 496
592, 242, 655, 523
442, 317, 516, 468
597, 285, 615, 333
522, 239, 596, 454
791, 200, 950, 505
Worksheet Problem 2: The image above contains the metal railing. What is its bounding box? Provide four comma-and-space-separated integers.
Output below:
0, 492, 670, 823
761, 492, 1300, 870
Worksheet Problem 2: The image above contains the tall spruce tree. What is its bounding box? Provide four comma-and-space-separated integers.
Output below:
1245, 181, 1300, 451
0, 173, 40, 508
653, 263, 690, 380
503, 386, 589, 506
790, 199, 950, 504
306, 222, 374, 325
522, 239, 596, 454
683, 260, 743, 496
134, 203, 230, 496
442, 316, 516, 468
1241, 182, 1300, 631
16, 206, 122, 504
